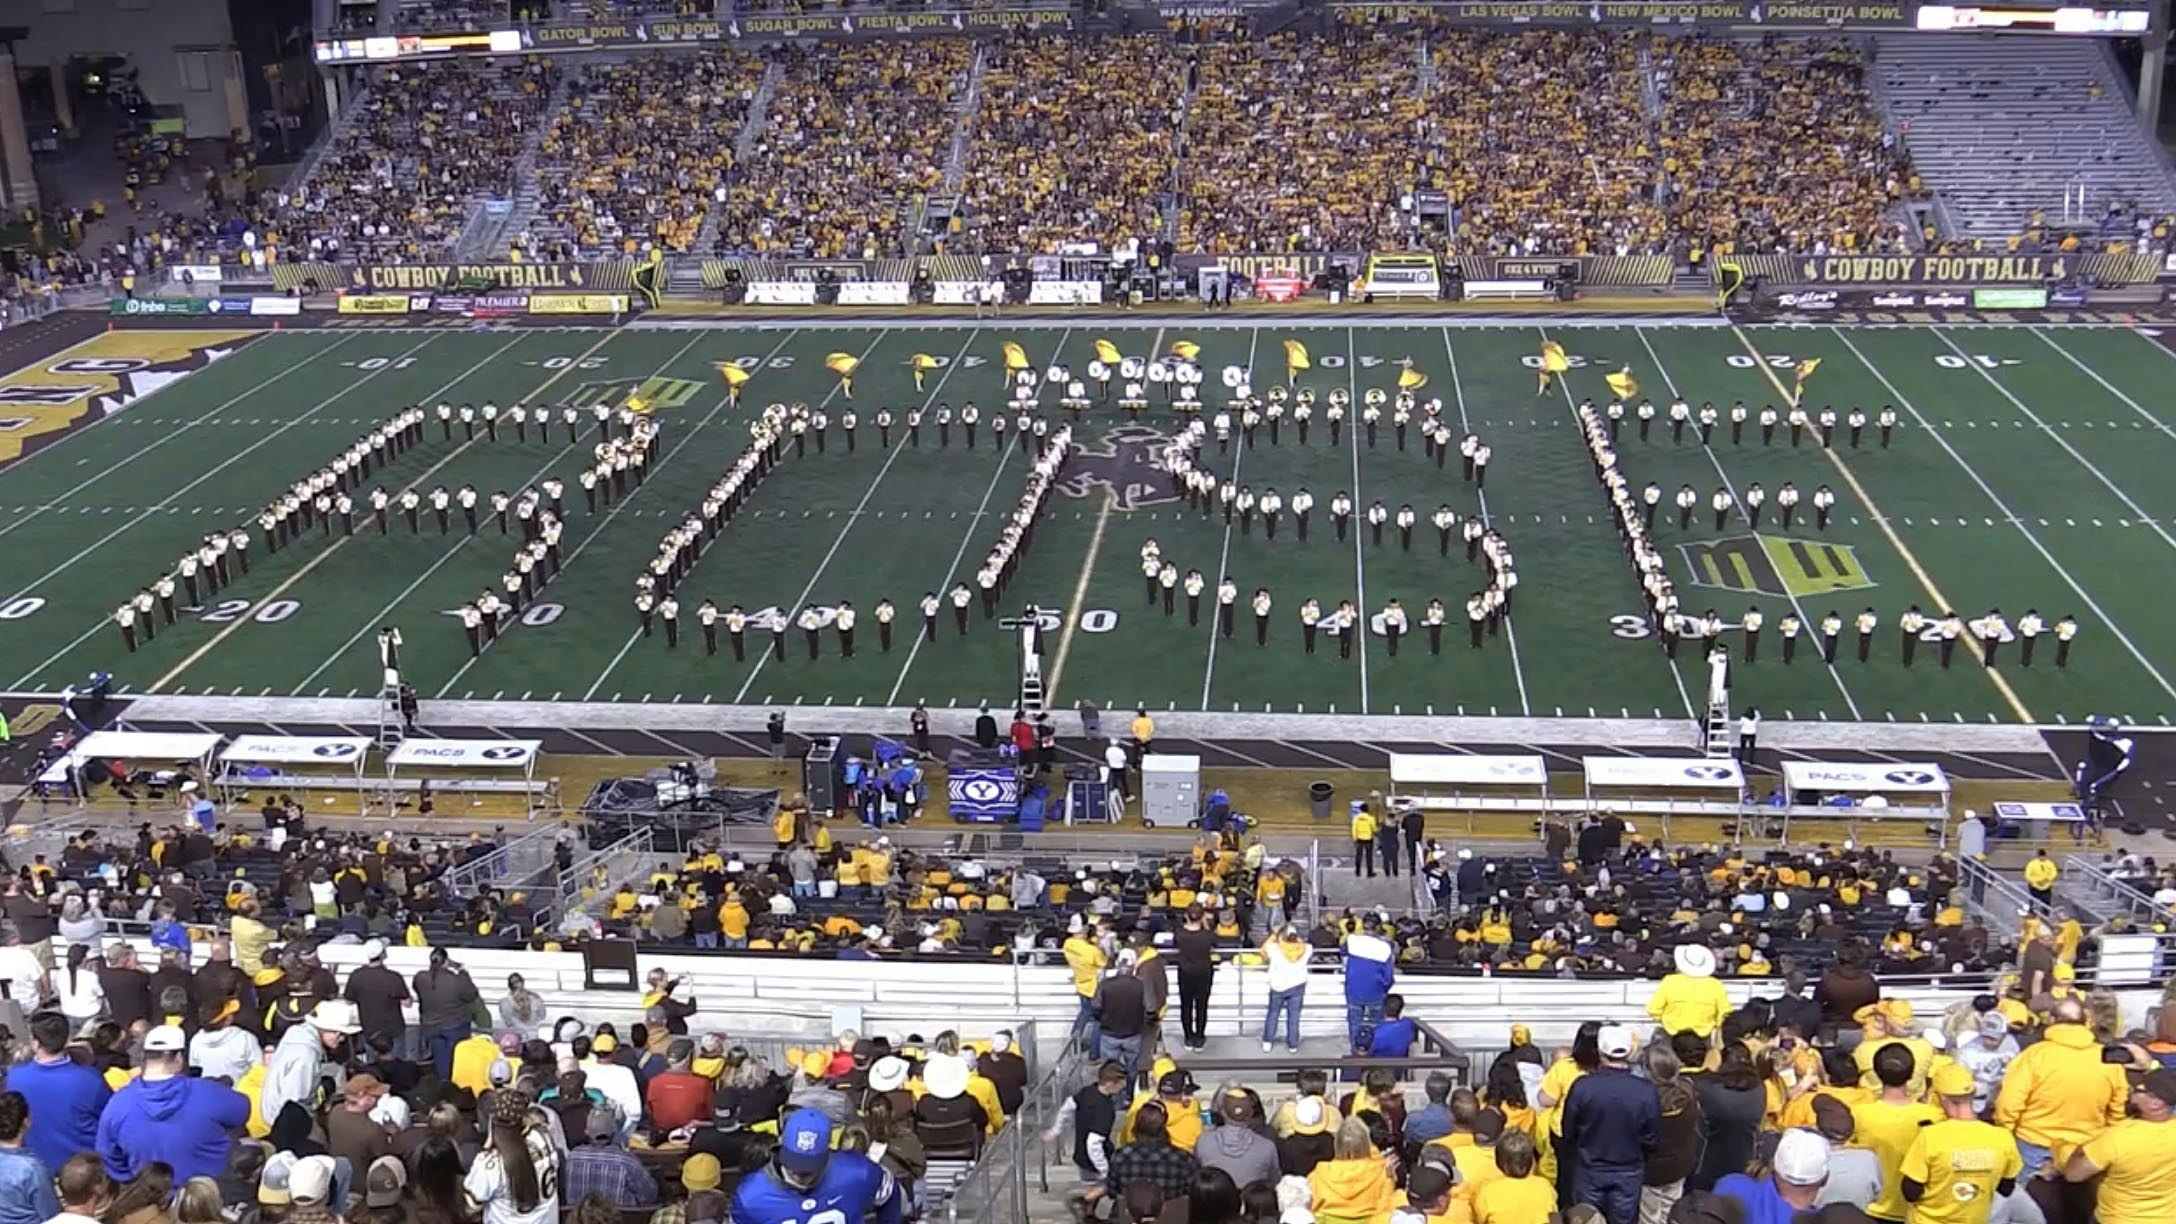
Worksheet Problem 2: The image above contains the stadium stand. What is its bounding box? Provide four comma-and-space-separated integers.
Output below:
1430, 30, 1665, 258
515, 52, 765, 260
1875, 33, 2176, 245
954, 35, 1182, 256
394, 0, 511, 33
713, 41, 972, 259
1655, 36, 1913, 255
1177, 28, 1432, 255
277, 60, 561, 262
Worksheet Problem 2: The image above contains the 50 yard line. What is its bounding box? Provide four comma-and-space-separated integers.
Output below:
1441, 326, 1530, 716
1196, 327, 1261, 709
1345, 326, 1369, 714
1821, 326, 2168, 709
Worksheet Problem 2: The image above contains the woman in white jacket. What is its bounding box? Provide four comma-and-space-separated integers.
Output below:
1260, 924, 1312, 1053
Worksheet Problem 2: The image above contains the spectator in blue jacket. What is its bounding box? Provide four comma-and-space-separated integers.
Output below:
1558, 1024, 1660, 1224
94, 1024, 251, 1183
1366, 994, 1417, 1058
1341, 918, 1396, 1051
8, 1013, 109, 1176
0, 1091, 59, 1224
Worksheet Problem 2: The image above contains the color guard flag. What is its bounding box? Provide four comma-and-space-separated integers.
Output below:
717, 363, 751, 387
1283, 339, 1311, 382
1169, 340, 1201, 362
1002, 342, 1031, 373
910, 351, 941, 393
1605, 366, 1638, 402
1794, 357, 1821, 388
1540, 340, 1571, 374
1093, 338, 1123, 366
825, 353, 861, 377
1397, 367, 1428, 391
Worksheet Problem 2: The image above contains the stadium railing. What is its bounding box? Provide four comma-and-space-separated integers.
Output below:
554, 826, 656, 925
440, 825, 562, 897
2060, 854, 2176, 927
1959, 853, 2053, 929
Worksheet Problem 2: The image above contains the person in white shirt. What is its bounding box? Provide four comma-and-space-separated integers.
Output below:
52, 944, 103, 1024
1737, 708, 1760, 765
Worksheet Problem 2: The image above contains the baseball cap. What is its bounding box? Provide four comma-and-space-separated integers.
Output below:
488, 1058, 514, 1087
1596, 1024, 1635, 1060
592, 1033, 619, 1054
2138, 1068, 2176, 1108
682, 1154, 722, 1192
1978, 1012, 2011, 1040
585, 1106, 617, 1143
1810, 1094, 1856, 1142
258, 1153, 296, 1206
362, 938, 388, 962
1931, 1063, 1978, 1099
370, 1095, 412, 1131
778, 1108, 834, 1175
364, 1156, 408, 1209
290, 1155, 337, 1205
1157, 1069, 1199, 1097
144, 1024, 186, 1053
1772, 1128, 1831, 1186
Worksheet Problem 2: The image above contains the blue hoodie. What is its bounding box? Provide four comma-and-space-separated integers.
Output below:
7, 1057, 109, 1174
1342, 933, 1395, 1005
95, 1073, 250, 1183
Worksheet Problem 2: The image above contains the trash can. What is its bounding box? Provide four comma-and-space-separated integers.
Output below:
802, 736, 841, 815
1308, 781, 1334, 822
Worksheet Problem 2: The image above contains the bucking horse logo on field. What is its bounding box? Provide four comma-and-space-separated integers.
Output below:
1055, 424, 1187, 510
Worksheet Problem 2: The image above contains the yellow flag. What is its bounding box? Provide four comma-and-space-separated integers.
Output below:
910, 353, 942, 371
717, 363, 751, 388
1397, 368, 1428, 391
1795, 357, 1822, 384
1605, 367, 1638, 402
1093, 339, 1123, 366
825, 353, 861, 376
1283, 339, 1312, 374
1169, 340, 1200, 362
1540, 340, 1571, 374
1002, 342, 1030, 372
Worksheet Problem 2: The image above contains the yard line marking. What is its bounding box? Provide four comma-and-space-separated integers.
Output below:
2028, 327, 2176, 442
143, 330, 626, 694
1634, 330, 1860, 719
310, 339, 715, 695
885, 432, 1025, 705
458, 330, 803, 699
8, 333, 516, 689
716, 329, 953, 703
1930, 328, 2176, 555
1824, 327, 2171, 707
1346, 327, 1370, 715
1198, 328, 1261, 709
1540, 326, 1697, 724
1044, 483, 1109, 705
0, 333, 426, 618
1442, 326, 1530, 716
0, 330, 340, 523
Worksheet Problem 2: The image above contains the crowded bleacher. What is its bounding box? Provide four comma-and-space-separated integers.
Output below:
276, 60, 560, 262
713, 42, 970, 259
517, 52, 764, 260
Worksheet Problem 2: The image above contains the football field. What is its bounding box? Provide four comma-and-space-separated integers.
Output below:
5, 316, 2176, 730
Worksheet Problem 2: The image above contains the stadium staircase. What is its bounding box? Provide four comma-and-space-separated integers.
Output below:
454, 70, 572, 262
281, 79, 371, 202
912, 41, 990, 250
1872, 33, 2176, 239
678, 57, 782, 280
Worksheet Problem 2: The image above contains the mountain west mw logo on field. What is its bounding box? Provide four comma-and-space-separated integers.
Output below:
1055, 425, 1184, 510
1678, 534, 1875, 598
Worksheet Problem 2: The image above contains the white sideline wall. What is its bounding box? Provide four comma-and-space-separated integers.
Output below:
120, 940, 2167, 1049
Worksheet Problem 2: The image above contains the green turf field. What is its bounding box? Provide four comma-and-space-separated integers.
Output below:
4, 318, 2174, 727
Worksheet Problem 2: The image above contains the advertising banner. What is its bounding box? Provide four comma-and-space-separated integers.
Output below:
167, 264, 222, 283
1725, 251, 2161, 285
336, 294, 420, 314
1971, 287, 2051, 310
1329, 1, 1917, 28
1026, 281, 1104, 306
271, 262, 634, 293
472, 292, 533, 316
315, 7, 1071, 62
249, 297, 303, 317
110, 298, 210, 317
529, 293, 632, 314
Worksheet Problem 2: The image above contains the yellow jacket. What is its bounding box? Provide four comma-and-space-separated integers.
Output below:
1063, 936, 1105, 997
2024, 857, 2058, 890
1351, 812, 1377, 841
1307, 1156, 1395, 1224
1992, 1023, 2128, 1150
1646, 972, 1731, 1037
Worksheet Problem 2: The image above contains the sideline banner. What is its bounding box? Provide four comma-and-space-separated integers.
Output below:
271, 262, 634, 293
530, 293, 631, 314
1722, 252, 2161, 285
337, 294, 419, 314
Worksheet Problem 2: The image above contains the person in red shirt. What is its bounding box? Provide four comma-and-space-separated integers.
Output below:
643, 1038, 715, 1131
1009, 712, 1036, 758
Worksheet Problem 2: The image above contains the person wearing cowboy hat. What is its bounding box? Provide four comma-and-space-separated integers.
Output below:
863, 1054, 913, 1122
911, 1053, 988, 1136
261, 998, 359, 1127
1647, 944, 1730, 1039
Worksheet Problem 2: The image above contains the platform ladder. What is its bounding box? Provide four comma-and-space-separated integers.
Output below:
374, 684, 405, 753
1701, 647, 1732, 758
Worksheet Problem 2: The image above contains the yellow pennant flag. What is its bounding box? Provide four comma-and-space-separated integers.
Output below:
1605, 366, 1639, 402
717, 363, 751, 388
825, 353, 861, 377
1795, 357, 1821, 385
1283, 339, 1312, 378
1540, 340, 1571, 374
1169, 340, 1200, 362
1002, 342, 1030, 372
910, 353, 942, 371
1093, 339, 1123, 366
1397, 367, 1428, 391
